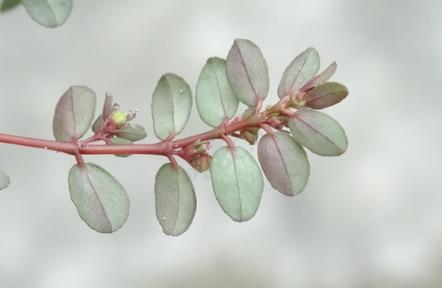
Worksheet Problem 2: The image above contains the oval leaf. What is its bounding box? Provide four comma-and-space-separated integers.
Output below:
196, 57, 239, 127
1, 0, 20, 12
116, 124, 147, 141
226, 39, 269, 107
22, 0, 72, 28
301, 62, 337, 91
258, 132, 310, 196
0, 170, 10, 190
210, 146, 263, 221
278, 47, 320, 98
68, 163, 130, 233
155, 163, 196, 236
288, 109, 348, 156
53, 86, 96, 142
151, 73, 192, 140
304, 82, 348, 109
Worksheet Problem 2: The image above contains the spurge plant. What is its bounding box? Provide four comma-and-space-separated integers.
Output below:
0, 39, 349, 236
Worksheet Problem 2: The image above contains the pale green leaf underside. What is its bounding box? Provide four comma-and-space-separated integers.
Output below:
289, 108, 348, 156
22, 0, 72, 28
53, 86, 96, 142
152, 73, 192, 140
196, 57, 239, 127
210, 146, 263, 222
226, 39, 269, 107
278, 47, 320, 98
116, 124, 147, 141
155, 163, 196, 236
258, 132, 310, 196
68, 163, 130, 233
0, 170, 10, 190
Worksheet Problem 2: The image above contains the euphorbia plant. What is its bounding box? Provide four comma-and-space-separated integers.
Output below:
0, 39, 349, 236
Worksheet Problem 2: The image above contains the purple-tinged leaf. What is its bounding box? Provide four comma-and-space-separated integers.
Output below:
226, 39, 269, 107
304, 82, 348, 109
151, 73, 192, 140
258, 132, 310, 196
53, 86, 96, 142
68, 163, 130, 233
210, 146, 263, 222
155, 163, 196, 236
278, 48, 320, 98
102, 93, 113, 119
301, 62, 337, 92
288, 109, 348, 156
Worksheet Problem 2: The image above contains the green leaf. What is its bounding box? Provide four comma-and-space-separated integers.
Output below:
226, 39, 269, 107
107, 137, 132, 157
301, 62, 337, 91
151, 73, 192, 140
210, 146, 263, 222
1, 0, 20, 12
155, 163, 196, 236
288, 109, 348, 156
68, 163, 130, 233
258, 132, 310, 196
21, 0, 72, 28
304, 82, 348, 109
196, 57, 239, 127
53, 86, 96, 142
91, 115, 103, 134
278, 47, 320, 98
0, 170, 10, 190
116, 124, 147, 141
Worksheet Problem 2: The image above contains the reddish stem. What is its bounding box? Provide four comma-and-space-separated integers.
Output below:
0, 97, 290, 158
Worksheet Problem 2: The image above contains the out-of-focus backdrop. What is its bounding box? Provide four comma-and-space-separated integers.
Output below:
0, 0, 441, 287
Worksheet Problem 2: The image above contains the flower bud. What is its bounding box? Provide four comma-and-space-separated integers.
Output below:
241, 127, 259, 145
111, 111, 128, 126
190, 154, 212, 172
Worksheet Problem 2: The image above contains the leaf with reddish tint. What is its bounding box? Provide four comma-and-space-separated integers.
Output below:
151, 73, 192, 140
0, 170, 10, 190
102, 93, 113, 119
226, 39, 269, 107
288, 108, 348, 156
68, 163, 130, 233
301, 62, 337, 92
155, 163, 196, 236
278, 47, 320, 98
258, 132, 310, 196
304, 82, 348, 109
210, 146, 263, 221
196, 57, 238, 127
53, 86, 96, 142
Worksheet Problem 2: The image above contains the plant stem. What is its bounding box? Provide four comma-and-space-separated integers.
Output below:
0, 96, 290, 157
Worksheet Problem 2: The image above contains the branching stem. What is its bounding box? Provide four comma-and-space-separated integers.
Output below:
0, 96, 291, 158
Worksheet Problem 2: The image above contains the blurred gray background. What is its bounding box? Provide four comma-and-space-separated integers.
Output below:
1, 0, 441, 287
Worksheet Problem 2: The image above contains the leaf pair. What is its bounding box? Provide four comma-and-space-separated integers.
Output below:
53, 86, 142, 233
